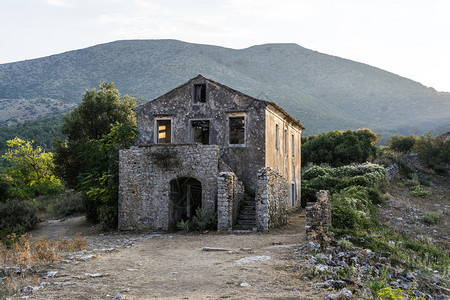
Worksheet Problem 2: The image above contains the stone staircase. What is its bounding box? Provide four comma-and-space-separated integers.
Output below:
234, 200, 257, 230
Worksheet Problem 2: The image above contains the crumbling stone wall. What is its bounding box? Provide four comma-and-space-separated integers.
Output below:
305, 190, 331, 244
255, 167, 289, 231
217, 172, 245, 231
119, 144, 219, 231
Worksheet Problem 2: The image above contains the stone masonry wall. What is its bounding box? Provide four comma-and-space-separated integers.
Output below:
217, 172, 245, 231
255, 167, 289, 231
305, 190, 332, 242
119, 144, 219, 231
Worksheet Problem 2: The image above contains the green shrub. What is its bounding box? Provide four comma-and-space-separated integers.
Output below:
0, 199, 38, 233
409, 186, 431, 197
397, 159, 415, 179
177, 208, 217, 232
377, 286, 405, 300
331, 186, 377, 231
337, 238, 354, 250
421, 212, 443, 225
302, 129, 378, 167
387, 135, 416, 153
413, 133, 449, 174
0, 177, 11, 202
53, 190, 84, 217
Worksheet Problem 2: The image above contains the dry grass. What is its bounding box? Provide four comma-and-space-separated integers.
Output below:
1, 233, 88, 267
1, 233, 88, 297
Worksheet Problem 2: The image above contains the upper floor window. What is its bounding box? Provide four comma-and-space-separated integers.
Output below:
292, 134, 295, 157
157, 119, 171, 143
229, 116, 245, 145
284, 128, 288, 156
275, 124, 279, 150
192, 120, 210, 145
194, 84, 206, 103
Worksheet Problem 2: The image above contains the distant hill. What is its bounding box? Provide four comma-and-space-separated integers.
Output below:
0, 39, 449, 139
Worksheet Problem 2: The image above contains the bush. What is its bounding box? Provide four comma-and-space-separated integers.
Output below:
421, 212, 443, 225
302, 129, 378, 167
331, 186, 378, 231
53, 190, 84, 217
387, 135, 416, 153
302, 163, 386, 194
413, 133, 449, 174
0, 199, 38, 233
177, 208, 217, 232
409, 185, 431, 197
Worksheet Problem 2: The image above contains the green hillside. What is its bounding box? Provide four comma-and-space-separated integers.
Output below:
0, 39, 449, 137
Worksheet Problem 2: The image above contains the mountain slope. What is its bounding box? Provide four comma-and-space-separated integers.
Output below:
0, 39, 449, 135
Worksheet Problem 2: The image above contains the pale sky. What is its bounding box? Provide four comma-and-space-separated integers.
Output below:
1, 0, 449, 92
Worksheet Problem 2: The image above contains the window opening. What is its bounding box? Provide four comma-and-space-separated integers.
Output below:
229, 116, 245, 144
157, 120, 171, 143
194, 84, 206, 103
292, 134, 295, 157
192, 120, 210, 145
284, 128, 288, 156
275, 124, 279, 150
291, 183, 296, 206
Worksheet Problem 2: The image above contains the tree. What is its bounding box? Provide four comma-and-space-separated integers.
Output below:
302, 129, 379, 167
2, 137, 63, 199
79, 123, 137, 228
387, 135, 416, 153
54, 82, 136, 187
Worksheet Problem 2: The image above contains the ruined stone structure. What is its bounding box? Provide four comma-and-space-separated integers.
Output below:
119, 75, 305, 231
305, 190, 332, 246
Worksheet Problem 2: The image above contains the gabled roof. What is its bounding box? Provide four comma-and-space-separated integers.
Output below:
137, 74, 305, 130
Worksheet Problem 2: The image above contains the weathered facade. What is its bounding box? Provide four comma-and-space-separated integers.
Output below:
119, 75, 304, 231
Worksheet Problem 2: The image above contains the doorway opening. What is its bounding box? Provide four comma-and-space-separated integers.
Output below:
169, 177, 202, 230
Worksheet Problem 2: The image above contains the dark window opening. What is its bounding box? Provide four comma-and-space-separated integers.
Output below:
192, 120, 210, 145
292, 134, 295, 157
284, 128, 288, 156
275, 124, 279, 150
229, 116, 245, 144
194, 84, 206, 103
169, 177, 202, 231
291, 183, 296, 206
157, 119, 171, 143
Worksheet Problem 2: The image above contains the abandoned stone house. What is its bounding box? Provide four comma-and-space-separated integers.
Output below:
118, 75, 305, 231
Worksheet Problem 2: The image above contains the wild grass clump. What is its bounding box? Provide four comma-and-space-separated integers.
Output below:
409, 186, 432, 198
421, 212, 443, 225
177, 208, 217, 232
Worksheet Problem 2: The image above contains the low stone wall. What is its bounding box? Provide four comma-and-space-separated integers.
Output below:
255, 167, 289, 231
305, 190, 331, 245
217, 172, 244, 231
119, 144, 220, 231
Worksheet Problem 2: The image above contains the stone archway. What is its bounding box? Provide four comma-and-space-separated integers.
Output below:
169, 177, 202, 230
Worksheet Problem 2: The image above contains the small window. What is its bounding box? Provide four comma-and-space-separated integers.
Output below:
229, 116, 245, 144
192, 120, 210, 145
275, 124, 279, 150
284, 128, 288, 156
194, 84, 206, 103
291, 183, 296, 206
292, 134, 295, 157
157, 120, 171, 143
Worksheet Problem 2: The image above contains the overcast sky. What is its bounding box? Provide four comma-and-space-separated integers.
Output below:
1, 0, 449, 92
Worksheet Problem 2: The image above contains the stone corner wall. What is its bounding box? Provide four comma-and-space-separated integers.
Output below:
217, 171, 244, 231
255, 167, 289, 231
119, 144, 220, 231
305, 190, 331, 244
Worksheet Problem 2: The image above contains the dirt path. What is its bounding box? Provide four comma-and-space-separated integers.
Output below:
26, 213, 328, 300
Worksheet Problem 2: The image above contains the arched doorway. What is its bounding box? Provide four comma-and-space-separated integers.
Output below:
169, 177, 202, 230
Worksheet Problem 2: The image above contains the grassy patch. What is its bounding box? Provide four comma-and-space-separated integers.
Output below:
421, 212, 443, 225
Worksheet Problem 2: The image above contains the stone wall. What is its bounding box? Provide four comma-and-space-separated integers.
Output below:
305, 190, 331, 243
217, 172, 245, 231
119, 144, 220, 231
255, 167, 289, 231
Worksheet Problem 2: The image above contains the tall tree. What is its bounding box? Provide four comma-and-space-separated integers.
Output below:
2, 137, 63, 199
54, 82, 136, 187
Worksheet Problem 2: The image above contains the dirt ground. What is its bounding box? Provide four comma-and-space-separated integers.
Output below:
25, 213, 329, 300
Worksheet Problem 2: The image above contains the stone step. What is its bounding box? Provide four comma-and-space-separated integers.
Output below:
236, 219, 256, 225
233, 225, 256, 231
237, 214, 255, 220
